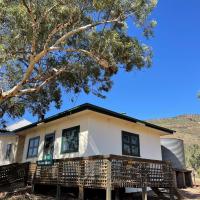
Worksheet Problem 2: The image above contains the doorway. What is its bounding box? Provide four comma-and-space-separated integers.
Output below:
43, 133, 55, 160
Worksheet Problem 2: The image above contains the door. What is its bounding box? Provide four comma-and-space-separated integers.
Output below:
43, 133, 55, 160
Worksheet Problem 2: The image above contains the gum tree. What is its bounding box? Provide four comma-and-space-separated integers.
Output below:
0, 0, 157, 124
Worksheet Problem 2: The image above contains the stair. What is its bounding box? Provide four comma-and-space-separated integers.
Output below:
151, 187, 182, 200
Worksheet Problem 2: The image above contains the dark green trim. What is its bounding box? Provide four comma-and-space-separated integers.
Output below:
61, 126, 80, 154
15, 103, 174, 134
37, 160, 54, 166
27, 136, 40, 159
122, 131, 140, 157
43, 132, 55, 160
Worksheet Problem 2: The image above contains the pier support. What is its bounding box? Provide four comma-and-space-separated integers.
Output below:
106, 159, 112, 200
79, 186, 84, 200
56, 185, 61, 200
106, 187, 112, 200
115, 188, 120, 200
31, 184, 35, 193
142, 187, 147, 200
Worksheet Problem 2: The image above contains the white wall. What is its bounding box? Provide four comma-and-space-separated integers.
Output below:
21, 112, 90, 163
0, 136, 18, 166
20, 110, 164, 163
87, 112, 162, 160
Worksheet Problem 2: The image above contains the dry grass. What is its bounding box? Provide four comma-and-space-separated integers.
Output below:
149, 114, 200, 145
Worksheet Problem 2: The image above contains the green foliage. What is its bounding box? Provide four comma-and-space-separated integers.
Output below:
185, 144, 200, 177
0, 0, 157, 124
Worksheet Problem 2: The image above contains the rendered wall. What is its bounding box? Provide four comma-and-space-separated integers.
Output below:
21, 112, 89, 163
0, 136, 18, 166
19, 110, 165, 163
87, 112, 163, 160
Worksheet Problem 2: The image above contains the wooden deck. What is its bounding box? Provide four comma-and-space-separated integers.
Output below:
0, 162, 29, 187
0, 155, 178, 200
29, 155, 175, 189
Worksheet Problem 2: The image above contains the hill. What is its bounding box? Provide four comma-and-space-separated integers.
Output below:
149, 114, 200, 145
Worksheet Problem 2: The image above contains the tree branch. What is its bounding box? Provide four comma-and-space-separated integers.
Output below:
41, 3, 60, 22
17, 67, 67, 95
51, 17, 121, 48
50, 47, 110, 68
0, 50, 47, 101
43, 18, 73, 50
0, 17, 121, 102
21, 0, 32, 14
21, 0, 37, 56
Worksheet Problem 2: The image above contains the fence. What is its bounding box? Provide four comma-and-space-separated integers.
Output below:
0, 162, 29, 187
32, 155, 175, 189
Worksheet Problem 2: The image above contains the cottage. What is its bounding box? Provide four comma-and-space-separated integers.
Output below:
0, 104, 178, 200
12, 103, 174, 163
0, 119, 31, 166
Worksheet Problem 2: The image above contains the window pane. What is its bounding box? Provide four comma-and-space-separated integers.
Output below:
35, 138, 40, 147
131, 135, 138, 145
122, 132, 140, 157
63, 142, 69, 152
123, 144, 131, 155
62, 127, 79, 153
29, 140, 34, 148
28, 148, 32, 157
27, 137, 40, 158
131, 145, 139, 156
123, 134, 130, 143
33, 147, 38, 156
5, 144, 12, 159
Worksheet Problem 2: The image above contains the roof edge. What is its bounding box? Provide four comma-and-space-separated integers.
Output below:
14, 103, 175, 134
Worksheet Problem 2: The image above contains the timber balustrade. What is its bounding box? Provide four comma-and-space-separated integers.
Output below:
0, 162, 29, 186
29, 155, 175, 189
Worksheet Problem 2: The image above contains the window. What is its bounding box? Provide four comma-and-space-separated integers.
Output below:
27, 136, 40, 158
5, 144, 12, 160
61, 126, 79, 153
122, 131, 140, 157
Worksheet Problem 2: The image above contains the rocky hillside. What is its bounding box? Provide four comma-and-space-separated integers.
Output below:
149, 114, 200, 145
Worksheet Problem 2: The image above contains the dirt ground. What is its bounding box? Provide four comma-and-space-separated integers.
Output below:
179, 186, 200, 200
179, 178, 200, 200
0, 179, 200, 200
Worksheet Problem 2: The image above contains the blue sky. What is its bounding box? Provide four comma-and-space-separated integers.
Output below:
8, 0, 200, 124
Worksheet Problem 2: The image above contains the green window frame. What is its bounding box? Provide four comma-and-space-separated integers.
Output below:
27, 136, 40, 158
122, 131, 140, 157
61, 126, 80, 154
43, 133, 55, 160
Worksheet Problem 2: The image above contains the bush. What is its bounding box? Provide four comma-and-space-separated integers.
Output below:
185, 144, 200, 177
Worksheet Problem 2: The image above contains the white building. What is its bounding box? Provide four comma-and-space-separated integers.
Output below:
0, 119, 31, 166
8, 103, 174, 164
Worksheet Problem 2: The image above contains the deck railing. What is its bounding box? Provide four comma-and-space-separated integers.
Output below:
32, 155, 175, 189
0, 162, 29, 187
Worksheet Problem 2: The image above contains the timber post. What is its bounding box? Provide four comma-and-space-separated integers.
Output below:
31, 163, 37, 193
56, 185, 61, 200
115, 188, 120, 200
142, 186, 147, 200
56, 161, 61, 200
106, 158, 112, 200
31, 184, 35, 193
78, 186, 84, 200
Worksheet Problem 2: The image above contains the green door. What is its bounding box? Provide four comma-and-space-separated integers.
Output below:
43, 133, 55, 160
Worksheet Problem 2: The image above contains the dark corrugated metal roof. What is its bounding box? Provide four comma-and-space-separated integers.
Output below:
14, 103, 175, 134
